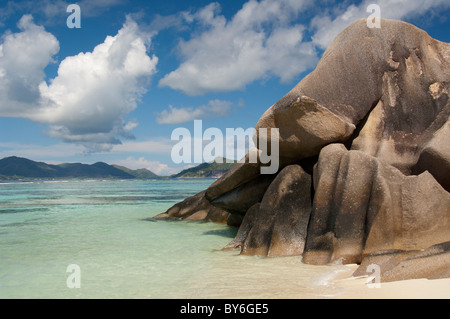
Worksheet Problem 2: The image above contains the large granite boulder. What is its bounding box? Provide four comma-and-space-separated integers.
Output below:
155, 18, 450, 282
303, 143, 450, 265
255, 18, 450, 175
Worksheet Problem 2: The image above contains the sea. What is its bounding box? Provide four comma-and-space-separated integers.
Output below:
0, 178, 353, 299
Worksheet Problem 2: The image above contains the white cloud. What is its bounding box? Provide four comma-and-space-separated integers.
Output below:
311, 0, 450, 50
37, 17, 158, 150
0, 15, 59, 116
159, 0, 316, 95
0, 15, 158, 153
156, 99, 232, 124
265, 24, 317, 82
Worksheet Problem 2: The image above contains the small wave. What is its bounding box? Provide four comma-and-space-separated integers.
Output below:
314, 267, 351, 287
0, 181, 35, 185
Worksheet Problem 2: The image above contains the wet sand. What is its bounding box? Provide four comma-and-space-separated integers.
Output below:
328, 264, 450, 299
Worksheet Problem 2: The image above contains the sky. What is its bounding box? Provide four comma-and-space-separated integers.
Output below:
0, 0, 449, 175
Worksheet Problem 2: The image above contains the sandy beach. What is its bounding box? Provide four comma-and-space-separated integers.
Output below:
329, 264, 450, 299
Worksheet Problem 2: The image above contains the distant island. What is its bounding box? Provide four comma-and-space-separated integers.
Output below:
0, 156, 235, 180
171, 160, 235, 179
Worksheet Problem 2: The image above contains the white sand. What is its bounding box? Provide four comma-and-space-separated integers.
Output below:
328, 264, 450, 299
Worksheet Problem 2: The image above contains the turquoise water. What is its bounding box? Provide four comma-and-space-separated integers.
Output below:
0, 179, 350, 299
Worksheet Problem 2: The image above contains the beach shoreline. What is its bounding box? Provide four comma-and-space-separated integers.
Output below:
327, 264, 450, 299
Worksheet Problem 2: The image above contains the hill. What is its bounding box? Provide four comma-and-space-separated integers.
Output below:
171, 158, 236, 178
112, 165, 160, 179
0, 156, 235, 180
0, 156, 59, 178
0, 156, 134, 180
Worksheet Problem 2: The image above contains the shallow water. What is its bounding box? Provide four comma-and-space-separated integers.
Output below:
0, 179, 351, 298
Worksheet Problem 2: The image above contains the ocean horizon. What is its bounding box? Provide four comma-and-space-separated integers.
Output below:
0, 178, 351, 299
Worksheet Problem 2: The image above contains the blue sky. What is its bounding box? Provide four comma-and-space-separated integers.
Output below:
0, 0, 449, 175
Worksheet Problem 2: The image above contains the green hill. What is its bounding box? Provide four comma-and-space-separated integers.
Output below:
112, 165, 160, 179
0, 156, 134, 180
0, 156, 61, 179
171, 158, 236, 178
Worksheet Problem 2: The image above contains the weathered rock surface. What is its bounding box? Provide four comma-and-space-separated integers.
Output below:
154, 190, 230, 224
255, 18, 450, 175
155, 18, 450, 282
303, 143, 450, 265
205, 153, 262, 202
412, 120, 450, 192
210, 173, 277, 215
224, 165, 312, 256
353, 241, 450, 282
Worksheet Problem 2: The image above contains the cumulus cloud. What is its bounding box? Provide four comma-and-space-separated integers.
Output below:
0, 15, 59, 116
156, 99, 232, 124
159, 0, 317, 95
0, 15, 158, 152
38, 17, 157, 150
